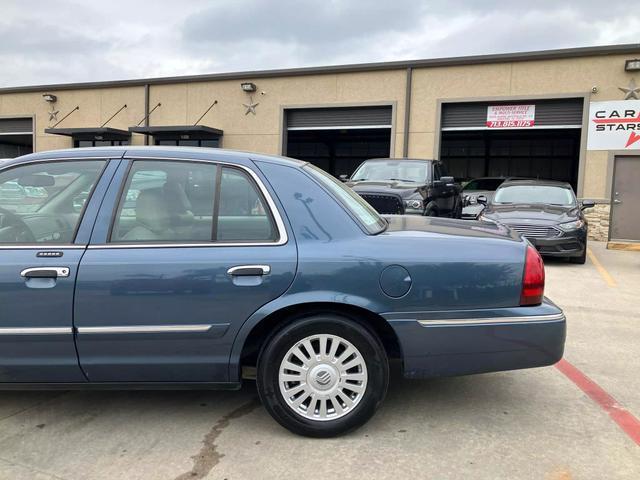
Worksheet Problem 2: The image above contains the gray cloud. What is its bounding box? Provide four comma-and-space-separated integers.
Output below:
0, 0, 637, 87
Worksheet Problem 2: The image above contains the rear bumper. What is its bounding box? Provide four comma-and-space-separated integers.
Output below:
527, 231, 586, 258
384, 299, 566, 379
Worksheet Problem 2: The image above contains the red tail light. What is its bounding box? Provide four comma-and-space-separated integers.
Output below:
520, 245, 545, 306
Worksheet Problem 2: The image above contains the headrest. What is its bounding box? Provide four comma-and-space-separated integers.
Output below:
135, 188, 171, 232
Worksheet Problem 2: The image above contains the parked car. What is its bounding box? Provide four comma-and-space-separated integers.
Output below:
461, 177, 518, 219
0, 147, 565, 437
343, 158, 463, 218
478, 179, 594, 264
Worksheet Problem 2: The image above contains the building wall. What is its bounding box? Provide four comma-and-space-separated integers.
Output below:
0, 51, 638, 240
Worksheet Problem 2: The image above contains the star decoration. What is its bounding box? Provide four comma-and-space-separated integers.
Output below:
48, 110, 59, 122
618, 78, 640, 100
243, 96, 259, 115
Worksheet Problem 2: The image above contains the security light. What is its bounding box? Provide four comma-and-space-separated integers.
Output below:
42, 93, 57, 103
241, 82, 257, 92
625, 59, 640, 71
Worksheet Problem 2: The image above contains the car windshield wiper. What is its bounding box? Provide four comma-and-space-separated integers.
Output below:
389, 178, 416, 182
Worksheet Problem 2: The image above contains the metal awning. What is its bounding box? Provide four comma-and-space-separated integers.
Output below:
129, 125, 223, 140
44, 127, 131, 141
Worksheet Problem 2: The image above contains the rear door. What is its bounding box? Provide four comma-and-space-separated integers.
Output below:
0, 157, 115, 382
74, 156, 297, 382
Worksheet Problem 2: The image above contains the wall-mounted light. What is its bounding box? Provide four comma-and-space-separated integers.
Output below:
42, 93, 57, 103
625, 59, 640, 72
241, 82, 257, 92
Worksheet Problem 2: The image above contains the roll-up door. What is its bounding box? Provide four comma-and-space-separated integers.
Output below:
441, 99, 583, 130
0, 117, 33, 158
286, 106, 392, 130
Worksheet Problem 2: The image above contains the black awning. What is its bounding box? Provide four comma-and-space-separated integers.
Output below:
129, 125, 223, 140
44, 127, 131, 141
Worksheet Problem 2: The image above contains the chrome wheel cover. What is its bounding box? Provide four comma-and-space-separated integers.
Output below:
278, 333, 368, 421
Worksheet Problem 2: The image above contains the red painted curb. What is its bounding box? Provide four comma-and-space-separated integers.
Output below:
555, 359, 640, 446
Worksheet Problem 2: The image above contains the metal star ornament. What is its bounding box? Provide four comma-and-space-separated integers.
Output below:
48, 110, 59, 122
243, 96, 259, 115
618, 78, 640, 100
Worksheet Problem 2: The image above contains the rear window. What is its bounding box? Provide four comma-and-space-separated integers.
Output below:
303, 164, 387, 234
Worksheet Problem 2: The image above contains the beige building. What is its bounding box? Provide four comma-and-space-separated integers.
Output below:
1, 44, 640, 242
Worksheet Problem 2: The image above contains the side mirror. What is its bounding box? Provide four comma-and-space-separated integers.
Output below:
440, 176, 455, 186
477, 195, 488, 205
580, 199, 595, 210
338, 174, 349, 182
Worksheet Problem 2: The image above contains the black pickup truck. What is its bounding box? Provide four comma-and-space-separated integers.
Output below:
342, 158, 463, 217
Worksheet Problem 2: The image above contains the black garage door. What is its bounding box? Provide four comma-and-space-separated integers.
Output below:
0, 118, 33, 158
285, 106, 392, 177
440, 99, 583, 191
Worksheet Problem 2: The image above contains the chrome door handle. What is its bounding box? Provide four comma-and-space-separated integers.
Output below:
613, 199, 622, 204
227, 265, 271, 276
20, 267, 70, 279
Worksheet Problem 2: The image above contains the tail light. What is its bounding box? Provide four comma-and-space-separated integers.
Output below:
520, 245, 545, 306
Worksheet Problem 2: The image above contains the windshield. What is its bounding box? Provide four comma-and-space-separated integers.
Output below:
464, 178, 506, 191
303, 164, 387, 234
493, 185, 576, 206
351, 160, 428, 183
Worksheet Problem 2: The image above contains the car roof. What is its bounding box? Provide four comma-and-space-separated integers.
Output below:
499, 179, 573, 189
362, 158, 435, 163
2, 146, 306, 169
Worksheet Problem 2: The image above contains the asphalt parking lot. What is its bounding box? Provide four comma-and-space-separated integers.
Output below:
0, 241, 638, 480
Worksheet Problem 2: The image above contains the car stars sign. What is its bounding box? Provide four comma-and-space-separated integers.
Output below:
587, 100, 640, 150
486, 104, 535, 128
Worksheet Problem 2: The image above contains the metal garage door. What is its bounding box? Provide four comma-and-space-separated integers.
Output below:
441, 99, 583, 130
0, 118, 33, 158
286, 106, 392, 130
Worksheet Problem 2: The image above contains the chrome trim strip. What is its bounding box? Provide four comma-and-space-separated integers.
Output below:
227, 264, 271, 275
76, 324, 214, 334
417, 313, 565, 326
0, 327, 72, 335
88, 155, 289, 249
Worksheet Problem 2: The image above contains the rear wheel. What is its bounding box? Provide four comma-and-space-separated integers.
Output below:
256, 315, 389, 437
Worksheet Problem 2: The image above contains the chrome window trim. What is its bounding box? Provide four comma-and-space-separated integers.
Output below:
417, 313, 565, 327
0, 244, 85, 250
98, 155, 289, 249
0, 327, 72, 335
77, 324, 216, 334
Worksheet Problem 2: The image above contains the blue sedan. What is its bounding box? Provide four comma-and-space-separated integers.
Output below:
0, 147, 565, 437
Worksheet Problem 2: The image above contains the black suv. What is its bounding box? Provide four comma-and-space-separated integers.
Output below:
343, 158, 463, 217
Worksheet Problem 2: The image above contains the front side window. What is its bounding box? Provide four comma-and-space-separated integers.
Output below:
0, 160, 106, 244
303, 163, 386, 234
493, 185, 576, 206
110, 160, 277, 243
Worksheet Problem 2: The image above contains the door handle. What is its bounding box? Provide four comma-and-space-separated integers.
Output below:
20, 267, 70, 279
227, 265, 271, 276
613, 199, 622, 204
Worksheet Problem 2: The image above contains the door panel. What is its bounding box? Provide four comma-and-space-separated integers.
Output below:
611, 156, 640, 241
0, 159, 113, 382
74, 158, 297, 382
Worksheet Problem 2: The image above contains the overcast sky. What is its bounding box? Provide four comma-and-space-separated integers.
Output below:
1, 0, 638, 88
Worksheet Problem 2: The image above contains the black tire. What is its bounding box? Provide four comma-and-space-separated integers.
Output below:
570, 247, 587, 264
256, 314, 389, 438
423, 202, 438, 217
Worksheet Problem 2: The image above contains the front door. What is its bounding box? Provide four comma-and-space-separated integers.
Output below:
74, 158, 296, 382
0, 159, 109, 382
611, 156, 640, 241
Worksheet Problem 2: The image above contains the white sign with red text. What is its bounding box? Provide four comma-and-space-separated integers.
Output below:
486, 104, 535, 128
587, 100, 640, 150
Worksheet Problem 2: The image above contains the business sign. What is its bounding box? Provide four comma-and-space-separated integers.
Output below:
588, 100, 640, 150
486, 104, 535, 128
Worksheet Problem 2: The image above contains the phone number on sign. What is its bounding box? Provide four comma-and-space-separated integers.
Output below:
486, 120, 534, 128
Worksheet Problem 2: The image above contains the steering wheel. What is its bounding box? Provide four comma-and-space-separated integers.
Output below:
0, 207, 36, 243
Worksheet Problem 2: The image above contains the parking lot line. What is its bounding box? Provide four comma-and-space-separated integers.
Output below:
586, 248, 617, 288
556, 359, 640, 446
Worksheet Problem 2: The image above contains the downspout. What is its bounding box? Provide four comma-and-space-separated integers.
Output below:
143, 84, 150, 145
402, 66, 413, 158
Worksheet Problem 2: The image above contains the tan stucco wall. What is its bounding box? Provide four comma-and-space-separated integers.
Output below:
0, 52, 637, 202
